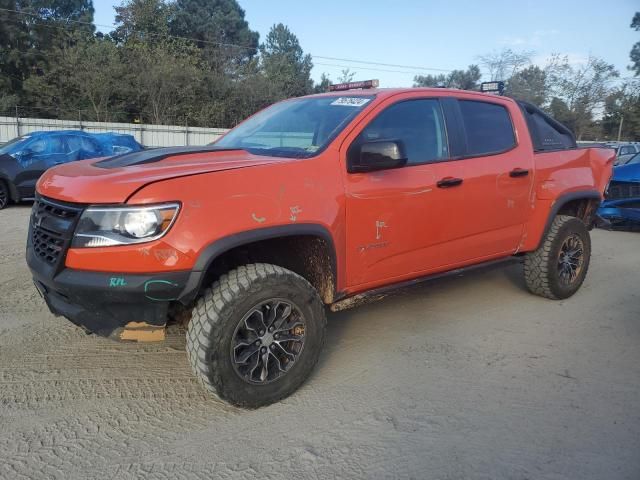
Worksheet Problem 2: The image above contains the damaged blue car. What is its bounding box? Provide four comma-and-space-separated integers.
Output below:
598, 153, 640, 227
0, 130, 143, 209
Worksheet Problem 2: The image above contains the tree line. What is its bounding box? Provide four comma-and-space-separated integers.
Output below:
1, 1, 639, 140
0, 0, 321, 127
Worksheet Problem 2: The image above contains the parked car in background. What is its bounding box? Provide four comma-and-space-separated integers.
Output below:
0, 130, 142, 209
598, 154, 640, 226
613, 143, 640, 166
93, 133, 146, 155
614, 147, 640, 166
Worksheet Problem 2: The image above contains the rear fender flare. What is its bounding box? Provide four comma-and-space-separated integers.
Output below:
536, 190, 601, 249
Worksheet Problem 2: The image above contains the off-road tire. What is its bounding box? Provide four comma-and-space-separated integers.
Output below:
524, 215, 591, 300
186, 263, 326, 408
0, 180, 9, 210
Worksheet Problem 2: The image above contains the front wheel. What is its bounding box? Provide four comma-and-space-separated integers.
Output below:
186, 264, 326, 408
0, 180, 9, 210
524, 215, 591, 300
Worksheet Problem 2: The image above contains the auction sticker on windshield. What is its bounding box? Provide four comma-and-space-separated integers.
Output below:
331, 97, 371, 107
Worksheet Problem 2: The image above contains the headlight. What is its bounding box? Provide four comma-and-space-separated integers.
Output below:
72, 203, 180, 248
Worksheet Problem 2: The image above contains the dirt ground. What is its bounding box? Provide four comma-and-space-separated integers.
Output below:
0, 204, 639, 480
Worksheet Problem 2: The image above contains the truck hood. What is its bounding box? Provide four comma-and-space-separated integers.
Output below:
37, 147, 284, 204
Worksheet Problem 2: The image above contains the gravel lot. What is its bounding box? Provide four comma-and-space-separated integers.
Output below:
1, 204, 639, 480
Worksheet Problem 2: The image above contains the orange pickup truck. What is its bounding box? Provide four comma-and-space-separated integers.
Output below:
27, 85, 614, 407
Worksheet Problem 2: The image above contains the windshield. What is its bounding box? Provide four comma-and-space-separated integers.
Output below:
213, 95, 375, 158
0, 136, 30, 155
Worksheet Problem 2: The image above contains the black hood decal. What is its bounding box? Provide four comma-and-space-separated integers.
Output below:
94, 146, 244, 169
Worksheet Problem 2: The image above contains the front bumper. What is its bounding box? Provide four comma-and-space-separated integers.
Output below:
27, 245, 198, 341
26, 194, 205, 341
597, 201, 640, 225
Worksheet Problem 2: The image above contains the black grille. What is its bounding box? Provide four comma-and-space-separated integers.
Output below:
32, 225, 65, 265
29, 196, 84, 270
606, 181, 640, 200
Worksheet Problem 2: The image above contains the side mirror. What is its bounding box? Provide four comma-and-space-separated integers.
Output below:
349, 140, 407, 173
14, 148, 33, 161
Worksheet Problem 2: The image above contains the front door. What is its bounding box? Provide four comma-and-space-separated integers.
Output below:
343, 96, 451, 288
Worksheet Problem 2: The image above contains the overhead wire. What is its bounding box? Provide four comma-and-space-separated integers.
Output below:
0, 6, 453, 75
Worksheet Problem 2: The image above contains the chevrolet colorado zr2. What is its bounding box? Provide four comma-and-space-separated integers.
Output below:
26, 86, 614, 408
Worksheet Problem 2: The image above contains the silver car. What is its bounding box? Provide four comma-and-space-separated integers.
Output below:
614, 143, 640, 166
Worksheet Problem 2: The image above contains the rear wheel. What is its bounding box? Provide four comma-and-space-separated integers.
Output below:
186, 263, 326, 408
0, 180, 9, 209
524, 215, 591, 300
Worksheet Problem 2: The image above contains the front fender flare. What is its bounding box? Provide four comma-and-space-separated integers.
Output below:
177, 223, 338, 305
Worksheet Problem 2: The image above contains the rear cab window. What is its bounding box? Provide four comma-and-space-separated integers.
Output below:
518, 102, 576, 152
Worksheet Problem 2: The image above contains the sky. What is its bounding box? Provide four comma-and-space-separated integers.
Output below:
93, 0, 639, 87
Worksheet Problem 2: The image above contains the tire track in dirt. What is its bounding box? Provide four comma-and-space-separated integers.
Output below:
0, 322, 208, 406
0, 399, 237, 480
0, 318, 237, 479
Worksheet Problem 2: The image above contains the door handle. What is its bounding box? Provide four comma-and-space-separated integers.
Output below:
509, 168, 529, 178
437, 177, 463, 188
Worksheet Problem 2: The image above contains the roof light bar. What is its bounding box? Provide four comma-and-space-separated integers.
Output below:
480, 81, 505, 95
329, 79, 380, 92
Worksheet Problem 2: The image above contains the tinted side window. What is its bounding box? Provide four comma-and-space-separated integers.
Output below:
620, 146, 635, 155
356, 99, 448, 165
28, 138, 47, 154
68, 136, 101, 157
518, 102, 576, 152
530, 112, 575, 150
80, 137, 100, 155
48, 136, 68, 154
459, 100, 515, 156
66, 136, 82, 153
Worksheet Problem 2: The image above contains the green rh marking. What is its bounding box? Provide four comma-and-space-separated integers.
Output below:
109, 277, 127, 287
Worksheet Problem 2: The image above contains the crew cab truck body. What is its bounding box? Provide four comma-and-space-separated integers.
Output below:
26, 88, 614, 407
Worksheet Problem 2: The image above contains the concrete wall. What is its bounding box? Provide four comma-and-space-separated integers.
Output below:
0, 116, 229, 148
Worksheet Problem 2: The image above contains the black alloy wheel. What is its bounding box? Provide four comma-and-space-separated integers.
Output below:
0, 181, 9, 210
557, 234, 585, 286
231, 299, 307, 385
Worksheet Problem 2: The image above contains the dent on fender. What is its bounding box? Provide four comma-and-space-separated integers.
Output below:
537, 167, 598, 199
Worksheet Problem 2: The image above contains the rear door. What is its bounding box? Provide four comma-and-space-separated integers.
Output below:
428, 96, 534, 264
78, 136, 103, 160
44, 135, 70, 167
67, 135, 103, 161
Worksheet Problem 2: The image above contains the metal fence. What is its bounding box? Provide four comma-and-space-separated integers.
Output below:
0, 116, 229, 148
